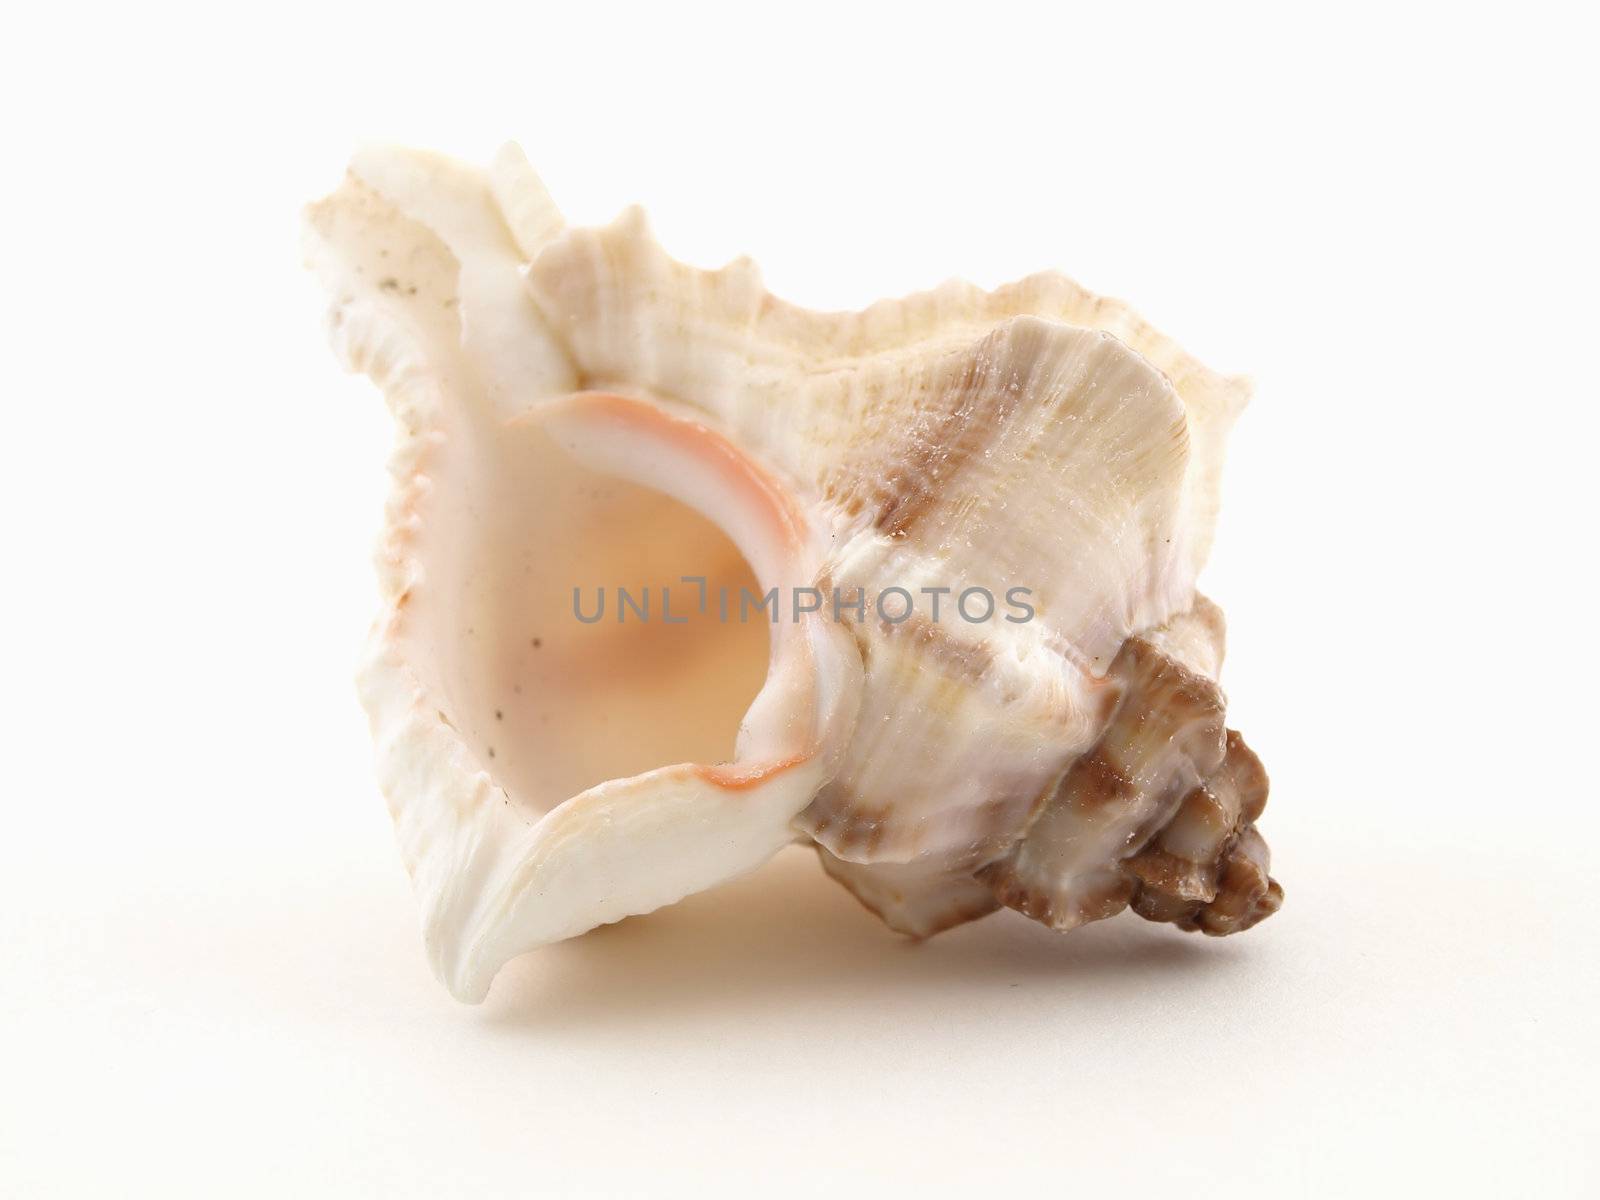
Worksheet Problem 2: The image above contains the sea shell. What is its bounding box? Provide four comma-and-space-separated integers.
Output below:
304, 143, 1281, 1002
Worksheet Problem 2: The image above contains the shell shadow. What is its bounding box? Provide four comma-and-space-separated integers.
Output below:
477, 846, 1246, 1033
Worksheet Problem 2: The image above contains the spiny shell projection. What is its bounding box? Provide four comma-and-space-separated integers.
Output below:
304, 144, 1281, 1002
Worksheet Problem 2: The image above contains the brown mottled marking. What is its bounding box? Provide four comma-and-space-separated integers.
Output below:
1013, 778, 1062, 838
1124, 735, 1278, 935
884, 615, 994, 684
978, 865, 1058, 926
1068, 751, 1134, 810
872, 334, 1028, 536
1091, 677, 1126, 728
1176, 826, 1278, 935
1124, 846, 1216, 903
816, 847, 1001, 937
1130, 888, 1195, 924
798, 780, 894, 858
809, 812, 891, 859
1124, 638, 1223, 722
982, 863, 1137, 931
972, 618, 1281, 940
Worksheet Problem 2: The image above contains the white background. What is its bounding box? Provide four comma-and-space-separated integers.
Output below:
3, 3, 1596, 1196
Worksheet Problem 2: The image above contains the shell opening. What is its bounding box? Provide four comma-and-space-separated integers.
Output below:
410, 404, 774, 818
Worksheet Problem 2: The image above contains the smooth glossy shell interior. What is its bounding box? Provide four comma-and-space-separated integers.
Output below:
409, 408, 771, 817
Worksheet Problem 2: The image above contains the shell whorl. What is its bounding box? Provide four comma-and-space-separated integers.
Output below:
820, 597, 1282, 941
980, 602, 1281, 937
